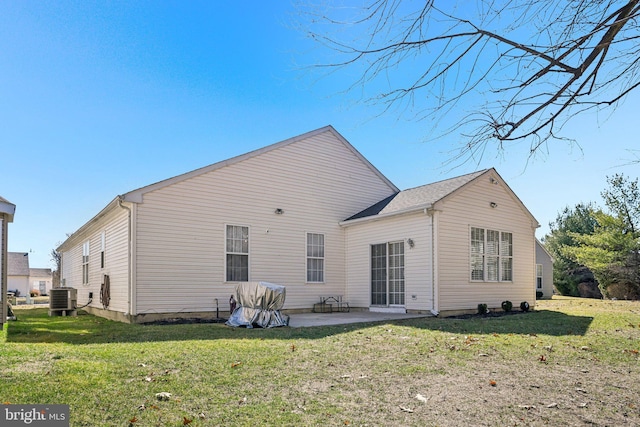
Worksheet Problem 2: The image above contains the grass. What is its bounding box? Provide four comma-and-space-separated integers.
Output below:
1, 297, 640, 426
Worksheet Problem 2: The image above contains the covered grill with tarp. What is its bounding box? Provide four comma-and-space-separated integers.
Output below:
226, 281, 289, 328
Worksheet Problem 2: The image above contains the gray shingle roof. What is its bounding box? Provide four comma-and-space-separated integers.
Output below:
8, 252, 30, 276
29, 268, 52, 277
345, 170, 488, 221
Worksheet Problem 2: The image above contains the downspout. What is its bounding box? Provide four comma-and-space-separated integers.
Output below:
117, 196, 134, 318
1, 218, 6, 324
427, 208, 439, 316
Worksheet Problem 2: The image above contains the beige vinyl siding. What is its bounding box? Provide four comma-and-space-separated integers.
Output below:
60, 207, 130, 313
345, 211, 433, 311
535, 241, 554, 299
435, 174, 536, 311
134, 131, 396, 314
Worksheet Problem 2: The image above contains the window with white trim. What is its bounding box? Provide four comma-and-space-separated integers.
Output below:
536, 264, 543, 289
82, 241, 90, 285
306, 233, 324, 282
226, 225, 249, 282
100, 231, 106, 269
470, 227, 513, 282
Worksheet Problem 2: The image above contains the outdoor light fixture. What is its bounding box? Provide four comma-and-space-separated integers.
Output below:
407, 238, 415, 248
490, 202, 498, 208
490, 177, 498, 185
274, 208, 284, 215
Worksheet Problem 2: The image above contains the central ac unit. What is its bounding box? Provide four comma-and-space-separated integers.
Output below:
49, 288, 77, 311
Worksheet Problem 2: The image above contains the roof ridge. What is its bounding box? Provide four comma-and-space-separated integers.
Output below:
400, 169, 489, 192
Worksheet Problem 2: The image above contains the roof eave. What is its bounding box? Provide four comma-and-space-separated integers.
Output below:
340, 203, 433, 227
0, 199, 16, 222
121, 125, 399, 203
57, 197, 121, 252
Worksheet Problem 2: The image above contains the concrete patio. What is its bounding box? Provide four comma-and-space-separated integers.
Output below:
287, 311, 430, 327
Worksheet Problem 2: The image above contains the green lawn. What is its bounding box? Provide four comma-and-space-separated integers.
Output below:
2, 297, 639, 426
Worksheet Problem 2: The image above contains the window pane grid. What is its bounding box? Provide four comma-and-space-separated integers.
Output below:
226, 225, 249, 282
470, 228, 513, 282
371, 244, 387, 305
306, 233, 325, 282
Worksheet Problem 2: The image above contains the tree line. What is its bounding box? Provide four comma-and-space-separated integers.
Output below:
544, 174, 640, 299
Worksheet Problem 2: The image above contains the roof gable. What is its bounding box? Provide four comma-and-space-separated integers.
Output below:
30, 268, 53, 277
8, 252, 30, 276
122, 125, 398, 203
345, 170, 487, 221
343, 168, 539, 227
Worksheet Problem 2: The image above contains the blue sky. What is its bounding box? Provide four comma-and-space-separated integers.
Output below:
2, 1, 638, 268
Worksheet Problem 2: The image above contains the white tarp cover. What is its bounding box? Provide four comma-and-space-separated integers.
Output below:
226, 281, 289, 328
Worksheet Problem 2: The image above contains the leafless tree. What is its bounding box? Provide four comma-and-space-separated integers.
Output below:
51, 246, 61, 288
298, 0, 640, 162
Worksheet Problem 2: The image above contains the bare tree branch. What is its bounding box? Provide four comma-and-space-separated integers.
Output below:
297, 0, 640, 163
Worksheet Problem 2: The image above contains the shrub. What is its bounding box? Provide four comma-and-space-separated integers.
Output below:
30, 289, 40, 297
477, 303, 488, 315
520, 301, 530, 312
536, 291, 544, 299
501, 300, 513, 312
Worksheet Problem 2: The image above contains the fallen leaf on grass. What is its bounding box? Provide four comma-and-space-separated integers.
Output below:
538, 355, 547, 362
155, 392, 171, 401
580, 346, 590, 351
578, 402, 588, 408
290, 344, 296, 352
399, 406, 414, 413
128, 416, 138, 425
238, 397, 247, 405
415, 394, 428, 403
489, 380, 497, 387
231, 362, 242, 368
546, 403, 558, 408
183, 417, 193, 425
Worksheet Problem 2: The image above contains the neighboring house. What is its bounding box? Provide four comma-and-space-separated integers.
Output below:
8, 252, 30, 297
58, 126, 539, 323
1, 196, 16, 326
535, 239, 554, 299
30, 268, 53, 296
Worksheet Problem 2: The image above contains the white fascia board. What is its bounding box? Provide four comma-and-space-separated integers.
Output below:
0, 200, 16, 222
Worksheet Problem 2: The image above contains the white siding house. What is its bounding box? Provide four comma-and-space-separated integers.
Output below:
58, 126, 539, 322
1, 196, 16, 326
535, 240, 554, 299
29, 268, 53, 296
343, 170, 539, 315
8, 252, 30, 298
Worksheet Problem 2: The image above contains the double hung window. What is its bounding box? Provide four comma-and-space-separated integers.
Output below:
82, 241, 90, 285
470, 227, 513, 282
306, 233, 324, 283
226, 225, 249, 282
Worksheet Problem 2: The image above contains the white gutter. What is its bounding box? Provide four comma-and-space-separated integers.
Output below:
428, 208, 440, 316
57, 197, 120, 252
